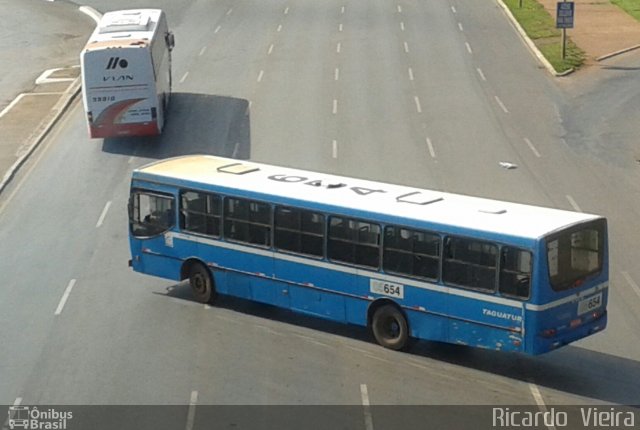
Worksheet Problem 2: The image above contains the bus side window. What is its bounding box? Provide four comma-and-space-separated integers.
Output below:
223, 197, 271, 247
328, 217, 380, 268
181, 191, 221, 237
443, 236, 497, 291
499, 247, 532, 299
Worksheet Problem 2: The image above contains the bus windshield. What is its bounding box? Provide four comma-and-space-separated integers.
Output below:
546, 219, 606, 291
129, 190, 175, 237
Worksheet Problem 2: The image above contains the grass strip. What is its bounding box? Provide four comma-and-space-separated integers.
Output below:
610, 0, 640, 21
502, 0, 585, 73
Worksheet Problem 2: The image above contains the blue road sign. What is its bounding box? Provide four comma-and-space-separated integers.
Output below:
557, 2, 575, 29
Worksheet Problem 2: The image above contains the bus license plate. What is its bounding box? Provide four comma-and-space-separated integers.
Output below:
370, 280, 404, 299
577, 292, 602, 316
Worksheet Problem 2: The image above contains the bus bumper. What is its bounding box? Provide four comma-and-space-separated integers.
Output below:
532, 311, 607, 355
89, 122, 160, 138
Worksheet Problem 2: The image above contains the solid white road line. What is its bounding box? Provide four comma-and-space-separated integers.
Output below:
55, 279, 76, 316
78, 6, 102, 24
524, 137, 541, 158
96, 201, 112, 228
360, 384, 374, 430
0, 94, 24, 119
621, 271, 640, 301
185, 391, 198, 430
426, 137, 436, 158
495, 96, 509, 113
565, 195, 582, 212
465, 42, 473, 54
528, 383, 556, 430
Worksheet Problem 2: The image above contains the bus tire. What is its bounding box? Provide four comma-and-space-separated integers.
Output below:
189, 262, 216, 304
371, 305, 409, 351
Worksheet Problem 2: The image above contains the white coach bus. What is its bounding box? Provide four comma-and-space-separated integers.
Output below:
81, 9, 175, 138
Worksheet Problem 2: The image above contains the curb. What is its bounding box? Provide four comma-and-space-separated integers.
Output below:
495, 0, 571, 77
0, 77, 82, 195
596, 44, 640, 62
0, 5, 101, 196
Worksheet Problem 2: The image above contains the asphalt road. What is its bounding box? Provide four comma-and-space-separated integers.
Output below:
0, 0, 93, 109
1, 0, 640, 422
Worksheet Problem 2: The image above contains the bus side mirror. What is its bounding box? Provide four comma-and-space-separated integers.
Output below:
166, 32, 175, 51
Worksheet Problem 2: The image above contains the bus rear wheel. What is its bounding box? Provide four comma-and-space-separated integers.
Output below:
371, 305, 409, 351
189, 263, 216, 304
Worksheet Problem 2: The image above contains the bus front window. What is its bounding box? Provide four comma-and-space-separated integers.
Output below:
546, 219, 605, 291
130, 191, 175, 237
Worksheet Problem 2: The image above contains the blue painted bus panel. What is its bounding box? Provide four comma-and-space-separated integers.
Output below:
289, 284, 346, 321
450, 320, 522, 352
447, 294, 523, 351
404, 309, 448, 341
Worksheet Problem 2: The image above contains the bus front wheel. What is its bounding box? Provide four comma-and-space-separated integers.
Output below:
189, 263, 216, 304
371, 305, 409, 351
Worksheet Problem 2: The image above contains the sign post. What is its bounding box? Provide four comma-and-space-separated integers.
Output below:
556, 1, 575, 60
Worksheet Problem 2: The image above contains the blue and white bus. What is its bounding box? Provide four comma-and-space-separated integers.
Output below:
128, 155, 608, 355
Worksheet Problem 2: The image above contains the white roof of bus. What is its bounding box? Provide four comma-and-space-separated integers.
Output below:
86, 9, 161, 45
135, 155, 600, 240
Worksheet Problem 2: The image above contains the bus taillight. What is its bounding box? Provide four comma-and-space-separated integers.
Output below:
541, 328, 556, 338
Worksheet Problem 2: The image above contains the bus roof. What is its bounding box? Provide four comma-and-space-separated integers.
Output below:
84, 9, 162, 47
133, 155, 601, 241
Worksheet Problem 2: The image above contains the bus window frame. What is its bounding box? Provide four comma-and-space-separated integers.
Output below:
129, 189, 176, 238
442, 235, 499, 293
545, 218, 606, 292
382, 224, 441, 282
179, 189, 222, 238
273, 205, 325, 259
498, 246, 533, 300
327, 215, 381, 269
223, 196, 273, 248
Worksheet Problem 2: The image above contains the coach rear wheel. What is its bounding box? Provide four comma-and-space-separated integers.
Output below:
371, 305, 409, 351
189, 263, 216, 304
